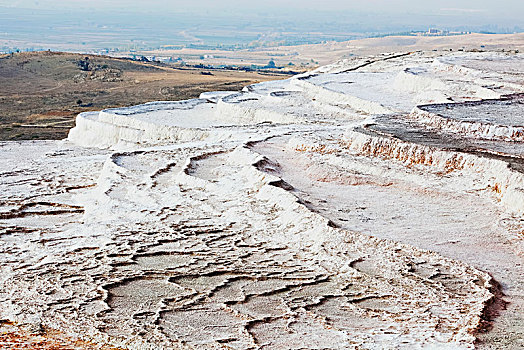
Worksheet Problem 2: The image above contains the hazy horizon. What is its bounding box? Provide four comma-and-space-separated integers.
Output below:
1, 0, 523, 53
3, 0, 524, 19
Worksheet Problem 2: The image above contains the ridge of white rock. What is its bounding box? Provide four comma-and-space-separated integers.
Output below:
341, 129, 524, 217
2, 51, 524, 349
409, 95, 524, 142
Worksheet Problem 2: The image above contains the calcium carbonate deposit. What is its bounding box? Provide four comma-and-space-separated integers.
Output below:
1, 51, 523, 349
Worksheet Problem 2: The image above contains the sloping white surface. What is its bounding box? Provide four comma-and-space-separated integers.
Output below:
2, 51, 524, 349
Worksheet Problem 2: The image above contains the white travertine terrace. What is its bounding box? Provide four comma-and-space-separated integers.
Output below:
1, 51, 524, 349
409, 96, 524, 142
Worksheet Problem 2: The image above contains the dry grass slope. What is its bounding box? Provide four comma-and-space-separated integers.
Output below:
0, 51, 286, 140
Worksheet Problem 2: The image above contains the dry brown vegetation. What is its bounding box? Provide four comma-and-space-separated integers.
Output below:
0, 51, 287, 140
0, 321, 123, 350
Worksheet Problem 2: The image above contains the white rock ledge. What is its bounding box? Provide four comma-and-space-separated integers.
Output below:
2, 50, 523, 349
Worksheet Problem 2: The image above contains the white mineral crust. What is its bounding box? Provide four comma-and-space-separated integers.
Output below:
1, 51, 523, 349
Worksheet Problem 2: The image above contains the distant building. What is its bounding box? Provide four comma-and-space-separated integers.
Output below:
420, 28, 452, 36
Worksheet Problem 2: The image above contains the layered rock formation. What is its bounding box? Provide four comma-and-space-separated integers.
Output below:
1, 51, 523, 349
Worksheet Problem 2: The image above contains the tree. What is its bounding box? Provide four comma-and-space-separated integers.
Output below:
77, 57, 90, 71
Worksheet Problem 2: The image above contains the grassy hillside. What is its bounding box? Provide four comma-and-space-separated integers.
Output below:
0, 51, 286, 140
